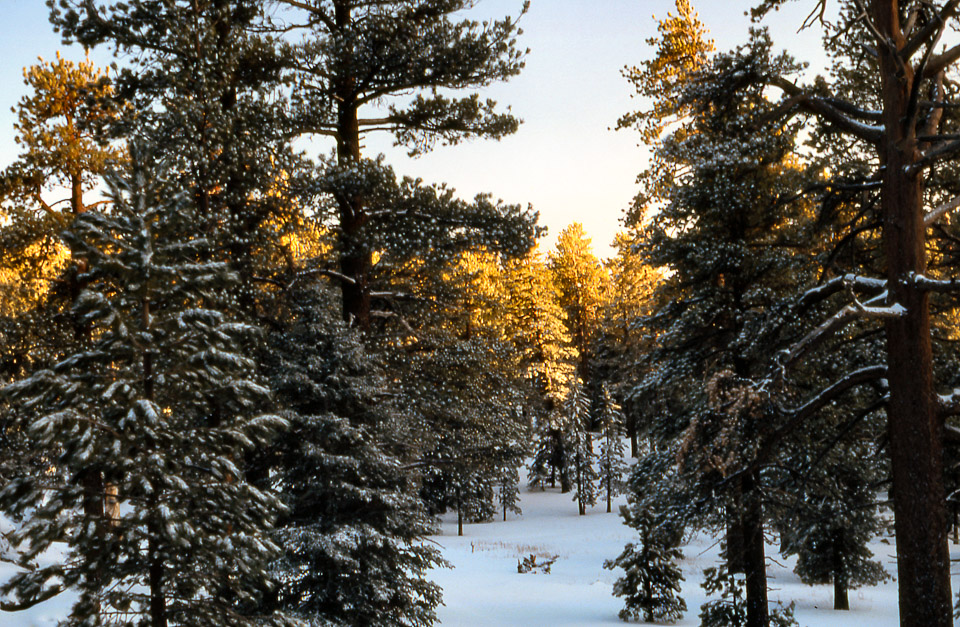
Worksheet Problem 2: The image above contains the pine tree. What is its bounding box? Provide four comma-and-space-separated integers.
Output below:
262, 283, 445, 627
605, 506, 686, 624
549, 223, 606, 407
273, 0, 535, 329
564, 380, 597, 516
597, 385, 628, 513
0, 148, 287, 625
619, 21, 813, 627
498, 248, 575, 492
597, 233, 662, 458
699, 563, 797, 627
776, 438, 888, 611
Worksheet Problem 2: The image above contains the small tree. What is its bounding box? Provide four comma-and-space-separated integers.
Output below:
597, 385, 628, 513
699, 562, 797, 627
565, 380, 597, 515
605, 507, 686, 623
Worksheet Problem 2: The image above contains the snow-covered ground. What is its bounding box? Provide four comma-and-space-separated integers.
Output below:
2, 481, 958, 625
431, 483, 959, 626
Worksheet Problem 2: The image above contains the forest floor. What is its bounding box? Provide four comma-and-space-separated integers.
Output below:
431, 479, 960, 626
3, 473, 959, 625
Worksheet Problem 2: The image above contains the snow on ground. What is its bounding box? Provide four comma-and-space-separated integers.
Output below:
431, 484, 960, 626
1, 483, 958, 625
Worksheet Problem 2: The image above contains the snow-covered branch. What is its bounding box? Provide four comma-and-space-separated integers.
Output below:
907, 138, 960, 175
0, 584, 64, 612
938, 388, 960, 418
770, 78, 884, 144
910, 272, 960, 293
798, 274, 887, 309
778, 290, 898, 372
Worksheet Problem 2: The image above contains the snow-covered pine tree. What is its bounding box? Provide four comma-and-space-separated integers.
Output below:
605, 506, 686, 623
619, 21, 814, 627
261, 283, 445, 627
597, 385, 628, 513
496, 460, 522, 522
699, 562, 797, 627
565, 380, 597, 516
776, 438, 888, 611
0, 148, 288, 625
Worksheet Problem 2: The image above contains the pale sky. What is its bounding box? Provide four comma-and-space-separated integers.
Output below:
0, 0, 827, 258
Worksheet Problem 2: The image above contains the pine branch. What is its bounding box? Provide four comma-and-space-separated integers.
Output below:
0, 585, 64, 611
770, 78, 884, 144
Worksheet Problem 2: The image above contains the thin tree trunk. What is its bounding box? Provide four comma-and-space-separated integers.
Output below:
148, 513, 167, 627
953, 506, 958, 545
873, 3, 952, 625
832, 528, 849, 611
456, 484, 463, 537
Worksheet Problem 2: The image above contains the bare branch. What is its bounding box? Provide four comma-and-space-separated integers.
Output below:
273, 0, 337, 32
924, 43, 960, 79
903, 0, 960, 59
925, 194, 960, 226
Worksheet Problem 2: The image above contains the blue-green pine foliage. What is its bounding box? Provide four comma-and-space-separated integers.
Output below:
1, 149, 287, 625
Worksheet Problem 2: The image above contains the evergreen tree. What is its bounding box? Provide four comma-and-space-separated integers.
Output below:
597, 385, 628, 513
0, 148, 287, 625
620, 20, 812, 627
262, 283, 445, 627
776, 438, 888, 611
597, 233, 662, 458
549, 223, 606, 409
605, 506, 686, 623
498, 248, 576, 491
699, 563, 797, 627
565, 380, 597, 516
273, 0, 535, 329
746, 3, 960, 621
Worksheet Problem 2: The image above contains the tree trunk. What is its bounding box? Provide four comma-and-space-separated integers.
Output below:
456, 484, 463, 537
148, 516, 167, 627
78, 468, 104, 620
70, 171, 84, 215
832, 528, 849, 611
742, 470, 768, 627
873, 3, 952, 625
953, 506, 958, 545
334, 1, 371, 330
726, 481, 747, 574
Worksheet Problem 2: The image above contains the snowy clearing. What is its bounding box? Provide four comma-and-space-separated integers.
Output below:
3, 483, 959, 626
430, 483, 960, 627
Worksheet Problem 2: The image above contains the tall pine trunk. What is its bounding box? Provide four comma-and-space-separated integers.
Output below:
874, 3, 952, 625
742, 470, 768, 627
334, 1, 371, 329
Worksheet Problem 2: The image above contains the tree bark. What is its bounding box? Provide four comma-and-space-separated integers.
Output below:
334, 0, 371, 329
832, 528, 849, 611
148, 514, 167, 627
742, 470, 768, 627
873, 3, 952, 626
